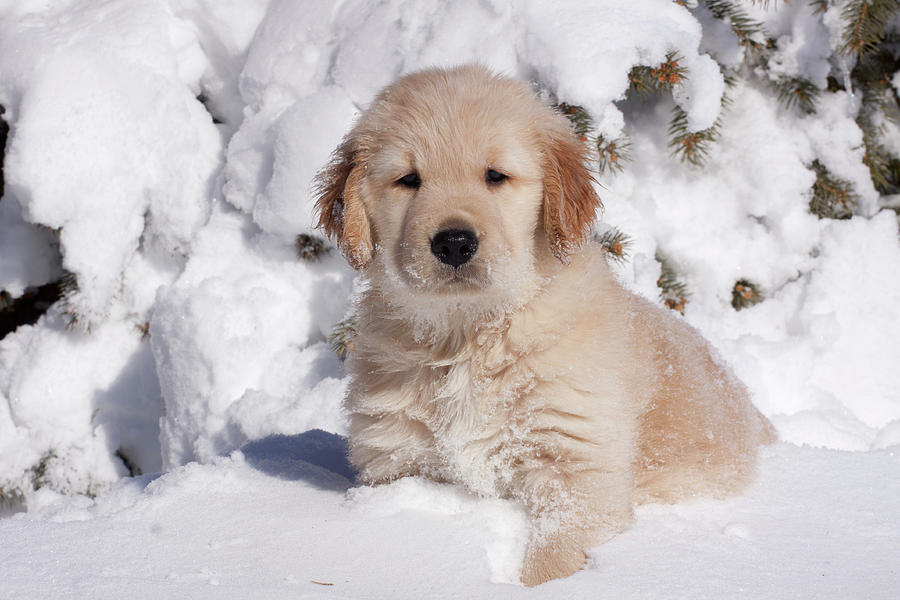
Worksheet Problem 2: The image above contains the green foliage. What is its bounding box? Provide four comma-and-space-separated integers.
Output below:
704, 0, 765, 50
840, 0, 900, 58
556, 104, 634, 176
732, 279, 764, 310
596, 135, 632, 176
668, 106, 721, 167
852, 37, 900, 194
656, 252, 690, 314
329, 315, 357, 361
296, 233, 329, 261
556, 103, 594, 137
809, 160, 859, 219
594, 227, 633, 264
629, 52, 688, 97
774, 76, 820, 113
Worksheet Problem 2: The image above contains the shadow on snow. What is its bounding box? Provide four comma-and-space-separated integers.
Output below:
240, 429, 358, 492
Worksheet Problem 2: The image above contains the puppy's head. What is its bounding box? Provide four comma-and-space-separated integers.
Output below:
315, 65, 600, 307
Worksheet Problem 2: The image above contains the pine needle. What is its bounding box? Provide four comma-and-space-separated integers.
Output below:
596, 135, 632, 176
656, 252, 690, 314
594, 228, 633, 264
555, 103, 595, 138
841, 0, 900, 58
705, 0, 766, 50
809, 160, 859, 219
732, 279, 764, 310
296, 234, 330, 261
629, 52, 688, 97
773, 77, 820, 114
668, 107, 720, 167
329, 315, 357, 361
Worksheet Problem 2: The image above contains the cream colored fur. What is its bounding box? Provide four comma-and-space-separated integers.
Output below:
315, 65, 776, 586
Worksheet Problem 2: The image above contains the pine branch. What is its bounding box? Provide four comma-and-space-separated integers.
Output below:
668, 107, 720, 167
732, 279, 764, 310
596, 134, 632, 176
841, 0, 900, 58
296, 234, 329, 261
329, 315, 357, 361
594, 228, 634, 264
860, 119, 898, 192
809, 160, 859, 219
667, 73, 735, 167
629, 52, 688, 97
656, 252, 690, 314
853, 37, 900, 193
704, 0, 766, 49
555, 103, 595, 138
774, 76, 820, 113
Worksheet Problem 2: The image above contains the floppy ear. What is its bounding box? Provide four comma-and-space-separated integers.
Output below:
541, 125, 602, 263
314, 138, 374, 270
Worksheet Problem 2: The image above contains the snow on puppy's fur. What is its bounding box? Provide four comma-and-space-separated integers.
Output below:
315, 65, 776, 585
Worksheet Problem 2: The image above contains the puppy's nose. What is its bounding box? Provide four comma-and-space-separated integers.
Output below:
430, 228, 479, 267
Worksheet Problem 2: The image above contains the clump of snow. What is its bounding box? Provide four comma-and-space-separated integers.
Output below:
0, 0, 221, 324
150, 207, 351, 468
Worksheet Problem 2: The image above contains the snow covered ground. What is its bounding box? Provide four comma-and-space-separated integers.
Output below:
1, 439, 898, 598
1, 0, 899, 597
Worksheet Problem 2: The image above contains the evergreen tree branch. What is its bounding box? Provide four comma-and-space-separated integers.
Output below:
841, 0, 900, 58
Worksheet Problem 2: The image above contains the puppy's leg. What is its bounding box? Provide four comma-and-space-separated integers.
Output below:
517, 445, 634, 586
347, 411, 444, 484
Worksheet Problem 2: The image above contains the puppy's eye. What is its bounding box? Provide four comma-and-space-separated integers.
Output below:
486, 169, 508, 185
396, 172, 421, 188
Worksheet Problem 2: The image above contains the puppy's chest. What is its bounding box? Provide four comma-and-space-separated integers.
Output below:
407, 349, 536, 495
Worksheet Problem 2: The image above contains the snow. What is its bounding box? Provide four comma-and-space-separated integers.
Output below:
1, 0, 899, 595
0, 441, 897, 598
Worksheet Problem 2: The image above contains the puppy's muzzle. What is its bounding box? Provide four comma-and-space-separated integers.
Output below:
431, 228, 478, 268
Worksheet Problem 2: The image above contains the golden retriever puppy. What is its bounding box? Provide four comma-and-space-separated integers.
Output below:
315, 65, 776, 586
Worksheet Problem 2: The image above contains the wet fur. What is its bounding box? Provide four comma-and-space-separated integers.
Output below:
315, 65, 776, 586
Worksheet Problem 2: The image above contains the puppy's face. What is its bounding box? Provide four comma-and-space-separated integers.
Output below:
316, 66, 600, 310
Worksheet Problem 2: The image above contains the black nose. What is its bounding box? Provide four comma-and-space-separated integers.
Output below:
430, 228, 479, 267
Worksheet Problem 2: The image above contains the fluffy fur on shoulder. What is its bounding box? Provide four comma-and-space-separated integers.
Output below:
315, 65, 776, 586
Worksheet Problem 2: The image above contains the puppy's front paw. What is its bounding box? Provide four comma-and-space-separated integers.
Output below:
520, 535, 587, 586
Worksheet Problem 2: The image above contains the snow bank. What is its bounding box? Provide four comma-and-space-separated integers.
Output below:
0, 0, 264, 497
150, 206, 351, 468
0, 0, 220, 323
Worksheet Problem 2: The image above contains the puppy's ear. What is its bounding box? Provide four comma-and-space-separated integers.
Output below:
541, 125, 602, 263
314, 138, 374, 270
